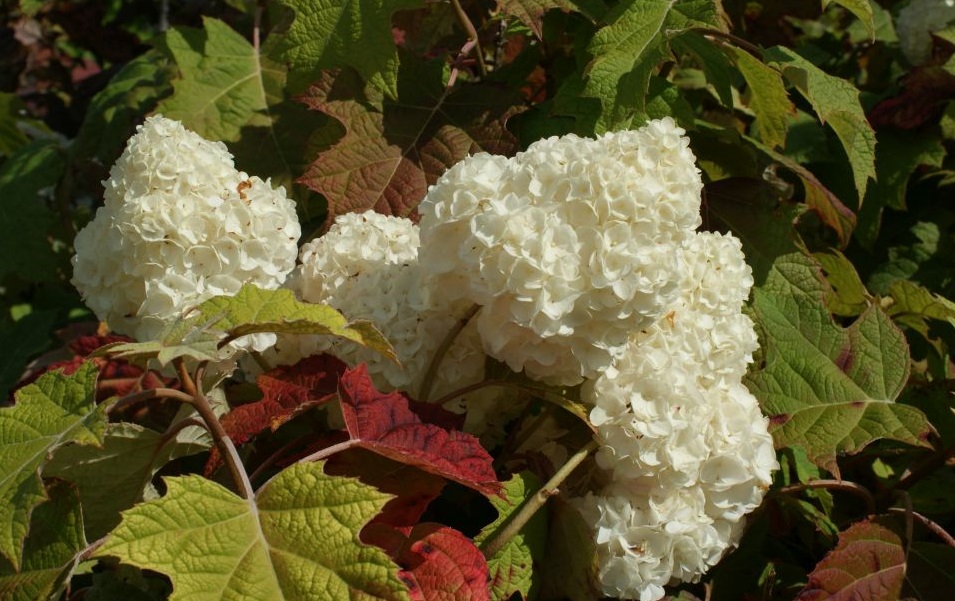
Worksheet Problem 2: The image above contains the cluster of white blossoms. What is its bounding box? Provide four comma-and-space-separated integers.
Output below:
71, 115, 300, 346
575, 232, 776, 601
418, 118, 703, 385
896, 0, 955, 64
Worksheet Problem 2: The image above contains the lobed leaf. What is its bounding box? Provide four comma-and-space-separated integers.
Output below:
474, 472, 548, 601
822, 0, 874, 40
0, 362, 107, 569
338, 365, 501, 497
730, 47, 793, 150
0, 481, 87, 601
796, 519, 904, 600
96, 462, 410, 600
399, 524, 490, 601
764, 46, 877, 205
745, 253, 932, 476
298, 60, 520, 226
273, 0, 424, 98
497, 0, 577, 38
46, 422, 209, 540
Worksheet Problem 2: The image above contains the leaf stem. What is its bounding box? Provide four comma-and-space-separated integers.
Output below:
159, 416, 208, 446
174, 357, 198, 397
296, 439, 359, 465
109, 387, 195, 413
778, 479, 876, 515
192, 364, 255, 499
691, 27, 764, 60
887, 507, 955, 548
480, 438, 599, 559
419, 303, 481, 402
449, 0, 487, 76
248, 436, 307, 485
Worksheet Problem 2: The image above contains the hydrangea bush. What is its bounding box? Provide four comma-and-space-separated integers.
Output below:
3, 2, 953, 601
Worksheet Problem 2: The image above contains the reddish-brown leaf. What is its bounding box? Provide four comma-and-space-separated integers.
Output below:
796, 519, 905, 601
206, 355, 345, 475
496, 0, 576, 39
869, 66, 955, 131
338, 364, 501, 497
298, 55, 521, 228
399, 524, 490, 601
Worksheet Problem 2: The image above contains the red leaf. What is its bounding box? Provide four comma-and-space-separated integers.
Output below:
327, 449, 446, 534
399, 524, 490, 601
338, 364, 501, 497
298, 56, 521, 228
869, 66, 955, 131
796, 519, 905, 601
205, 355, 345, 475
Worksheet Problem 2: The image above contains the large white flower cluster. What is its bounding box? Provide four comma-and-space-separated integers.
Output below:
896, 0, 955, 64
272, 211, 489, 407
418, 118, 703, 385
575, 232, 777, 601
71, 115, 300, 345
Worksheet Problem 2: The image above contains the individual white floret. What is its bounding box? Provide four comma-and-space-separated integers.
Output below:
419, 117, 703, 385
272, 211, 490, 407
896, 0, 955, 64
576, 231, 776, 601
71, 115, 300, 347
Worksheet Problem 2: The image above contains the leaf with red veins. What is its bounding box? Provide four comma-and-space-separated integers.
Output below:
399, 524, 490, 601
206, 354, 346, 475
338, 364, 501, 497
298, 55, 521, 228
796, 519, 905, 601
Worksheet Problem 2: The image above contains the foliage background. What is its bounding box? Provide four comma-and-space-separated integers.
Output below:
2, 0, 955, 599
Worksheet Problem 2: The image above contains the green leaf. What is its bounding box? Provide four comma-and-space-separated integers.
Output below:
764, 46, 877, 205
580, 0, 724, 131
474, 472, 548, 601
96, 462, 410, 601
0, 139, 65, 282
83, 563, 173, 601
822, 0, 874, 41
745, 253, 932, 476
814, 250, 871, 317
72, 50, 174, 167
45, 422, 209, 540
273, 0, 424, 98
904, 542, 955, 600
0, 363, 107, 569
0, 481, 87, 601
538, 496, 598, 601
886, 280, 955, 331
498, 0, 578, 38
673, 31, 735, 107
729, 47, 793, 150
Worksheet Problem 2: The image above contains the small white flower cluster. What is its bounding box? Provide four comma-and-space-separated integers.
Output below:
575, 233, 776, 601
896, 0, 955, 64
271, 211, 487, 403
418, 118, 703, 385
71, 116, 300, 346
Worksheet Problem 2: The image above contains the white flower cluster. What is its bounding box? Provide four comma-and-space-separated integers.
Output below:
575, 232, 776, 601
418, 118, 703, 385
272, 211, 489, 406
896, 0, 955, 64
71, 116, 300, 346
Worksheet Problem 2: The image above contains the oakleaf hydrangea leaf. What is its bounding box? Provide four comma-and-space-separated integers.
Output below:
0, 481, 87, 601
273, 0, 423, 97
497, 0, 577, 38
796, 519, 904, 600
338, 365, 500, 497
474, 472, 547, 601
764, 46, 877, 204
205, 355, 345, 475
0, 362, 107, 569
729, 47, 793, 150
823, 0, 874, 40
746, 253, 932, 476
96, 462, 410, 601
299, 59, 519, 226
580, 0, 726, 132
197, 284, 397, 361
46, 422, 209, 540
398, 524, 490, 601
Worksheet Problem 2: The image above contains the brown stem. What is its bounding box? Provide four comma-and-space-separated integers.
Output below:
159, 417, 208, 446
109, 387, 195, 414
691, 27, 764, 59
296, 439, 359, 465
419, 303, 481, 402
887, 507, 955, 548
174, 357, 198, 397
894, 440, 955, 492
192, 364, 254, 499
480, 438, 599, 559
449, 0, 487, 76
778, 479, 876, 515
